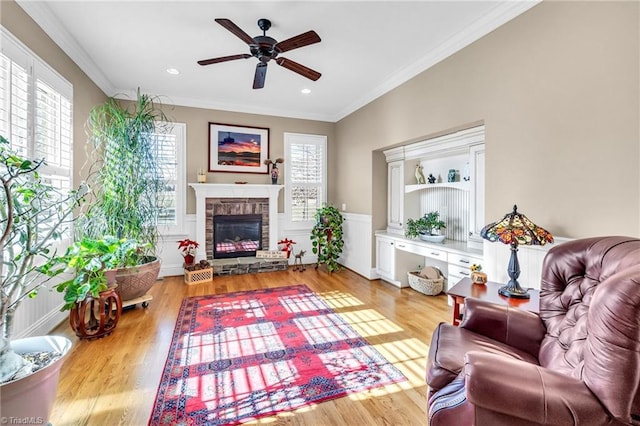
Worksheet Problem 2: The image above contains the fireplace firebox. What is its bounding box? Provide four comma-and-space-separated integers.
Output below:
213, 214, 262, 258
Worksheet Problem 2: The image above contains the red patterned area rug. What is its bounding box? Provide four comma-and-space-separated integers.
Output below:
149, 284, 406, 425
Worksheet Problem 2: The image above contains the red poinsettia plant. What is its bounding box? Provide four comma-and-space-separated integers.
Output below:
178, 239, 199, 266
177, 238, 199, 255
278, 238, 296, 258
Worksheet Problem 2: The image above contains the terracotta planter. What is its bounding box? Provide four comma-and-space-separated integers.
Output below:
69, 286, 122, 340
115, 256, 161, 301
0, 336, 71, 423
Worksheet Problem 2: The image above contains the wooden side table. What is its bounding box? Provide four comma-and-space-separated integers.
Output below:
446, 277, 540, 326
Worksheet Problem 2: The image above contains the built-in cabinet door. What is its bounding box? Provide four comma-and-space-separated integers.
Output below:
468, 144, 485, 245
387, 160, 404, 234
376, 237, 395, 282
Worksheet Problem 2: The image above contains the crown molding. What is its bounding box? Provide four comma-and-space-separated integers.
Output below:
332, 0, 541, 122
16, 0, 539, 123
15, 0, 115, 96
111, 89, 335, 123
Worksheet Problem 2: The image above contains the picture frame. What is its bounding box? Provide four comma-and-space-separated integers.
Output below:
208, 122, 270, 173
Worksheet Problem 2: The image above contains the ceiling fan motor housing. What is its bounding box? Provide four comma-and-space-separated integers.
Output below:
250, 35, 278, 63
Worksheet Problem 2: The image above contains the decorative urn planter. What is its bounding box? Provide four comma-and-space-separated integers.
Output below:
0, 336, 71, 423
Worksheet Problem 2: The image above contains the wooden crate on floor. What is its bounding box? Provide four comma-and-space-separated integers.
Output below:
184, 267, 213, 285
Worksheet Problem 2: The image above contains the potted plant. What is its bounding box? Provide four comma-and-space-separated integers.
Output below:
40, 236, 146, 339
405, 211, 447, 243
0, 135, 86, 421
310, 204, 344, 272
177, 238, 199, 266
77, 89, 170, 302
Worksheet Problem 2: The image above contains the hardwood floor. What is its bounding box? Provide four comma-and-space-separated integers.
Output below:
49, 267, 451, 425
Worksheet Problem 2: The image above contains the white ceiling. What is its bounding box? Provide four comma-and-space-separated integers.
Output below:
17, 1, 538, 122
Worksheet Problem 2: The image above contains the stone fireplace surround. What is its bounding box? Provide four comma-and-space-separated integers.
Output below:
189, 184, 284, 261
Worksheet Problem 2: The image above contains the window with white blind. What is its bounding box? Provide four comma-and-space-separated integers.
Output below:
284, 133, 327, 227
153, 122, 186, 236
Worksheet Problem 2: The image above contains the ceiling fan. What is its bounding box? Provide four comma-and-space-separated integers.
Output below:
197, 18, 322, 89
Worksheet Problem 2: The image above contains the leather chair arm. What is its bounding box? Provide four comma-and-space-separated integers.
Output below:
460, 298, 546, 357
464, 352, 621, 426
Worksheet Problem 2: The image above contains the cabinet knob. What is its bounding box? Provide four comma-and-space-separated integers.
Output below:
459, 259, 470, 264
430, 252, 440, 256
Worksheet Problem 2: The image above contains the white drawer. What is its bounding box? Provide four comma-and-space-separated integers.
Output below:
394, 241, 448, 262
448, 264, 472, 279
448, 252, 482, 268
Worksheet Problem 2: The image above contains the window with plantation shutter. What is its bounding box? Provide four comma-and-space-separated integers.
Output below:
1, 27, 74, 236
284, 133, 327, 226
152, 122, 186, 235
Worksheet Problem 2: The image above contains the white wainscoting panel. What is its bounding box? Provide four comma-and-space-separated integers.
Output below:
338, 213, 374, 279
483, 236, 571, 290
13, 276, 67, 339
158, 215, 197, 277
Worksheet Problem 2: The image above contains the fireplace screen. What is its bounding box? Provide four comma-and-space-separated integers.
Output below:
213, 214, 262, 258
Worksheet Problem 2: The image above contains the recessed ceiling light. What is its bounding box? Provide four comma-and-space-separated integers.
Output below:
301, 88, 311, 95
166, 68, 180, 75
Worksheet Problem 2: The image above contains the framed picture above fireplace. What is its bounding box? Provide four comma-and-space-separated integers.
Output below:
209, 122, 270, 173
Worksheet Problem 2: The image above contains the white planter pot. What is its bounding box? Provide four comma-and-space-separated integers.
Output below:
0, 336, 71, 423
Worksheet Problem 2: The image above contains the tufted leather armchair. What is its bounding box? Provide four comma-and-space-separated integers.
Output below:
426, 236, 640, 425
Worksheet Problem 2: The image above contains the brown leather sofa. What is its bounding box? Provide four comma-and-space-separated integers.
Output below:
426, 236, 640, 425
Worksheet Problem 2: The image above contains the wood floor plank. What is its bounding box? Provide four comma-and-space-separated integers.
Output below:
48, 267, 451, 425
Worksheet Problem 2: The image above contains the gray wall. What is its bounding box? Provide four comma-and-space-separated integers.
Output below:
333, 1, 640, 239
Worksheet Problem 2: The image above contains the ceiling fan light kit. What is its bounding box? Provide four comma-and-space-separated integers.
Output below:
197, 18, 322, 89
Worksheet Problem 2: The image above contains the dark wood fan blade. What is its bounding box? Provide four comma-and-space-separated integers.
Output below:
274, 30, 321, 53
253, 63, 268, 89
276, 57, 321, 81
215, 18, 254, 45
197, 54, 251, 66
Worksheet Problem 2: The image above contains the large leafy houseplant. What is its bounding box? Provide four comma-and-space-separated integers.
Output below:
78, 90, 170, 300
0, 135, 85, 382
40, 237, 147, 311
310, 204, 344, 272
79, 89, 169, 250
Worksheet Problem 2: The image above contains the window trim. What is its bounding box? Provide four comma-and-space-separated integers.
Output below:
283, 132, 327, 230
156, 121, 186, 237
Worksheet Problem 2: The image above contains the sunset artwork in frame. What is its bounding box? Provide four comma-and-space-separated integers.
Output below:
208, 122, 269, 173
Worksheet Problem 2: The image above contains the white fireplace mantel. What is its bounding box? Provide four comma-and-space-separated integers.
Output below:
189, 183, 284, 259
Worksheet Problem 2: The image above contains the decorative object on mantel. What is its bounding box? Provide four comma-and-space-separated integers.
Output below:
197, 168, 207, 183
470, 263, 487, 284
405, 211, 446, 243
234, 181, 248, 184
264, 158, 284, 184
177, 238, 199, 266
208, 122, 269, 173
278, 238, 296, 258
415, 163, 426, 184
481, 205, 554, 299
427, 173, 436, 184
447, 169, 457, 182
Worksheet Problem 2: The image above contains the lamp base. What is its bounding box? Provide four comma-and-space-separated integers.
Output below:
498, 281, 530, 299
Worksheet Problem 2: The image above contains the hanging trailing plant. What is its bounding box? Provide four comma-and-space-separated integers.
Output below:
310, 204, 344, 272
78, 89, 170, 255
